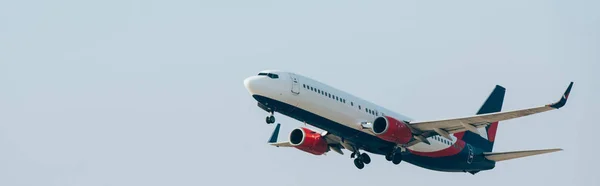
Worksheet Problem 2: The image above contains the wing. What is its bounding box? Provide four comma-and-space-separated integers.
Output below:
409, 82, 573, 136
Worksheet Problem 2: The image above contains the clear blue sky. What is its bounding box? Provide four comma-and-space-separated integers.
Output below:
1, 0, 598, 185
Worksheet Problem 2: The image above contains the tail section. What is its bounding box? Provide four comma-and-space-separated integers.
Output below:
456, 85, 506, 152
484, 148, 562, 162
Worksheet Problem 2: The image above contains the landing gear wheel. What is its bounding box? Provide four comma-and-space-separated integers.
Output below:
392, 154, 402, 165
265, 115, 275, 124
385, 153, 393, 161
353, 158, 365, 169
360, 153, 371, 164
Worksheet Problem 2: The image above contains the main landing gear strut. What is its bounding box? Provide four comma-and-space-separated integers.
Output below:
385, 149, 403, 165
351, 151, 371, 169
265, 112, 275, 124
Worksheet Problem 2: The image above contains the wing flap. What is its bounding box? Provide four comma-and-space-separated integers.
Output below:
484, 148, 562, 162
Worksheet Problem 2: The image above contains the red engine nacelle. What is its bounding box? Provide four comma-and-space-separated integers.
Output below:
289, 127, 328, 155
371, 116, 413, 144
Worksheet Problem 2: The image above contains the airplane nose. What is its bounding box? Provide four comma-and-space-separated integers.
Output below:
243, 76, 260, 95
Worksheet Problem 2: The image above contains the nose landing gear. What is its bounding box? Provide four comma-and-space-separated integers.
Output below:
266, 115, 275, 124
265, 112, 276, 124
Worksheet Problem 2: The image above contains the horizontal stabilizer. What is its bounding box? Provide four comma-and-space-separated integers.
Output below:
268, 123, 294, 147
270, 141, 294, 147
484, 148, 562, 162
268, 123, 282, 143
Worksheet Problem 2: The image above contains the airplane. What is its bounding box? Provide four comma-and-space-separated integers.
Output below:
243, 70, 572, 174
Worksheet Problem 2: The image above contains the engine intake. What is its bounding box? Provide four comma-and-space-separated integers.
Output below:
289, 128, 328, 155
372, 116, 413, 144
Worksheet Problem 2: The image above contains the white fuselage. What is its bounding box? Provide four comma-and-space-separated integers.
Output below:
244, 70, 457, 154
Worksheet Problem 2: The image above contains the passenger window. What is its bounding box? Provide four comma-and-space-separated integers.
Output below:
351, 102, 354, 106
359, 105, 361, 110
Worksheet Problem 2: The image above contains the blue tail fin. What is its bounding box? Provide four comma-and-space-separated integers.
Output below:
457, 85, 505, 152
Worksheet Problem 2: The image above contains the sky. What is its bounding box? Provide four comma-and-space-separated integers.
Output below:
1, 0, 598, 185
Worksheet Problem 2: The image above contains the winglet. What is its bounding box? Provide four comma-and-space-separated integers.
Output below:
549, 82, 574, 109
268, 123, 281, 143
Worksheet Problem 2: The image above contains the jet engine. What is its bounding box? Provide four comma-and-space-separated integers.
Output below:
372, 116, 413, 144
289, 127, 329, 155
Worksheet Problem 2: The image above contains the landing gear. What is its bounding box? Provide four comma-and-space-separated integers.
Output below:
265, 115, 275, 124
353, 158, 365, 169
351, 150, 371, 169
265, 112, 275, 124
360, 153, 371, 164
386, 149, 402, 165
385, 153, 393, 161
392, 153, 402, 165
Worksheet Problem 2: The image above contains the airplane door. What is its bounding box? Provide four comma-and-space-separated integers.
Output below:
290, 73, 300, 95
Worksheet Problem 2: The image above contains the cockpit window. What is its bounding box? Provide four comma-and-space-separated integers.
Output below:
257, 72, 279, 79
